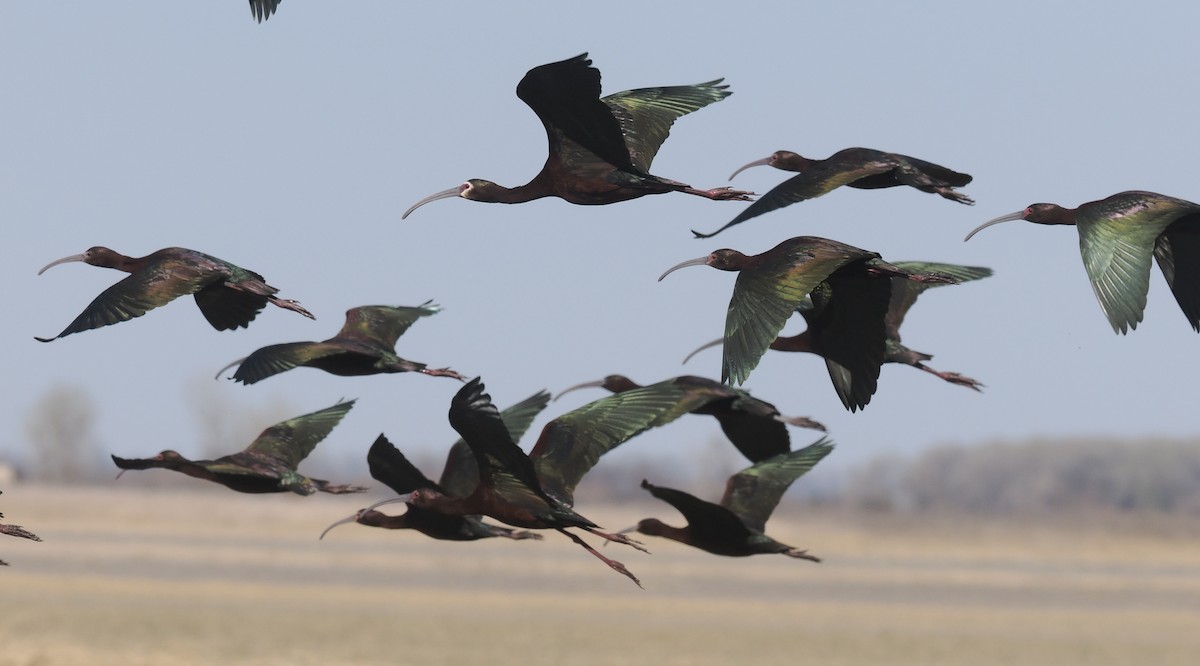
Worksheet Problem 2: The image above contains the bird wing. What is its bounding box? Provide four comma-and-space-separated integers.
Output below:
1152, 217, 1200, 331
601, 80, 731, 172
192, 282, 269, 331
894, 155, 973, 187
641, 480, 753, 539
249, 0, 280, 22
229, 341, 347, 385
713, 393, 792, 462
335, 302, 440, 348
885, 262, 993, 340
807, 269, 892, 412
367, 434, 440, 495
516, 53, 636, 173
1076, 191, 1200, 333
244, 400, 354, 469
699, 153, 896, 238
438, 389, 552, 499
723, 237, 876, 386
721, 438, 835, 533
41, 256, 222, 340
529, 382, 691, 507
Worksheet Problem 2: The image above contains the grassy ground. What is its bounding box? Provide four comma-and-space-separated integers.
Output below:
2, 484, 1199, 665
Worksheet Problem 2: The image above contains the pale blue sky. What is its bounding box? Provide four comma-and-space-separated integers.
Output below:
3, 2, 1197, 480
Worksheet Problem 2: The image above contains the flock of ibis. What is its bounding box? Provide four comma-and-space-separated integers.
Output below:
8, 31, 1199, 582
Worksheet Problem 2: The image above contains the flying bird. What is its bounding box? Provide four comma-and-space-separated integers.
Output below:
322, 390, 553, 542
555, 374, 824, 462
626, 439, 833, 560
1, 491, 41, 566
659, 236, 958, 392
685, 261, 991, 408
36, 246, 313, 342
402, 53, 752, 219
111, 400, 364, 495
693, 147, 973, 238
215, 302, 462, 385
361, 377, 698, 587
965, 190, 1200, 333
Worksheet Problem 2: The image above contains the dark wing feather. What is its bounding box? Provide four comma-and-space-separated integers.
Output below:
367, 434, 440, 495
808, 269, 891, 412
193, 284, 268, 331
515, 53, 635, 172
249, 0, 281, 22
447, 379, 552, 505
898, 155, 973, 187
712, 395, 792, 462
641, 481, 754, 540
721, 438, 835, 533
1152, 216, 1200, 331
529, 383, 691, 507
438, 390, 552, 499
244, 400, 354, 469
886, 262, 993, 340
230, 341, 346, 385
335, 302, 440, 349
602, 80, 730, 172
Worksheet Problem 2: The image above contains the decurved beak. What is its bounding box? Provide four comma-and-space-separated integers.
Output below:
728, 156, 772, 181
682, 337, 722, 365
319, 512, 361, 540
361, 494, 414, 513
553, 379, 604, 402
964, 210, 1026, 242
213, 357, 246, 380
402, 186, 463, 220
658, 256, 710, 282
38, 254, 86, 275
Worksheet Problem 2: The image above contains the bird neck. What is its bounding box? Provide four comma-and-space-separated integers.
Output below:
472, 179, 552, 204
770, 330, 816, 354
358, 510, 409, 530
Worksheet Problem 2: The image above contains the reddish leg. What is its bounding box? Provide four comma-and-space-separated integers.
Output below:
558, 528, 642, 588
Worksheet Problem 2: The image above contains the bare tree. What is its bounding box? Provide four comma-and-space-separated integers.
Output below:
25, 385, 101, 483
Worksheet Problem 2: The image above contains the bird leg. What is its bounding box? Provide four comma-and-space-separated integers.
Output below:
783, 547, 821, 563
557, 528, 642, 588
777, 414, 827, 432
495, 527, 544, 540
913, 362, 984, 391
420, 367, 466, 381
267, 296, 316, 320
893, 164, 974, 205
681, 186, 755, 201
580, 525, 649, 553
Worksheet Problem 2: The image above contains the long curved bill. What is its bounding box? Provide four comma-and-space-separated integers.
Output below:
728, 156, 773, 181
553, 379, 604, 402
213, 357, 246, 380
319, 512, 361, 540
37, 254, 86, 275
682, 337, 722, 365
658, 256, 710, 282
963, 210, 1025, 242
401, 186, 463, 220
361, 494, 414, 513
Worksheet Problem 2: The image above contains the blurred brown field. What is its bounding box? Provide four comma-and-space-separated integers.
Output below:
2, 484, 1199, 666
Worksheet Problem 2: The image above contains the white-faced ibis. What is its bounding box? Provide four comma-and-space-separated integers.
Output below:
112, 400, 365, 495
249, 0, 280, 22
401, 53, 752, 219
1, 491, 41, 566
693, 147, 973, 238
659, 236, 958, 392
322, 390, 552, 542
685, 261, 991, 409
215, 302, 463, 385
364, 377, 698, 587
555, 374, 824, 463
36, 246, 313, 342
965, 190, 1200, 334
626, 439, 833, 560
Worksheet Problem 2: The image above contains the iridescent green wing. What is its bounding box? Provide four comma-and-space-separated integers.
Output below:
244, 400, 354, 469
887, 262, 993, 340
439, 389, 552, 499
516, 53, 635, 173
1076, 191, 1200, 333
39, 255, 222, 340
602, 80, 730, 172
335, 302, 440, 348
723, 237, 876, 386
1152, 218, 1200, 331
529, 382, 691, 507
230, 341, 348, 385
721, 438, 835, 533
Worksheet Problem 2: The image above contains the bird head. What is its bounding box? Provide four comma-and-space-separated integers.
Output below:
37, 246, 121, 275
658, 249, 747, 281
964, 203, 1072, 241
